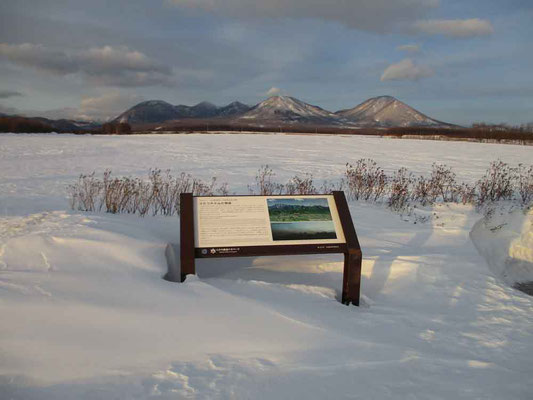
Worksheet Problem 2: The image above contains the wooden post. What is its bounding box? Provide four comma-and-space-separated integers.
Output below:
343, 250, 362, 306
180, 192, 195, 282
333, 191, 362, 306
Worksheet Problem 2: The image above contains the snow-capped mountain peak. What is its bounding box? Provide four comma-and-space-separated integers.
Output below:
335, 96, 451, 127
191, 101, 217, 110
240, 95, 338, 123
189, 101, 219, 118
115, 100, 184, 124
218, 101, 251, 117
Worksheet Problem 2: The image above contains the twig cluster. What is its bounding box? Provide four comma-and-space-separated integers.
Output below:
69, 160, 533, 217
247, 165, 318, 195
247, 161, 533, 212
68, 169, 228, 216
345, 160, 533, 211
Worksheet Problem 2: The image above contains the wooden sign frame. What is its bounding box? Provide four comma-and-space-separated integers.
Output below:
178, 191, 362, 306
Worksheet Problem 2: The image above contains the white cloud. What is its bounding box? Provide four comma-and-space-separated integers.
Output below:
0, 104, 19, 115
0, 43, 174, 87
414, 18, 493, 38
0, 90, 23, 99
396, 44, 420, 54
265, 87, 281, 96
0, 104, 81, 120
172, 0, 439, 32
2, 92, 144, 121
380, 58, 434, 81
0, 43, 78, 74
77, 92, 145, 121
33, 107, 81, 121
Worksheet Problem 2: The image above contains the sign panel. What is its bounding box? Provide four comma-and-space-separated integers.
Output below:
194, 195, 346, 248
173, 191, 362, 305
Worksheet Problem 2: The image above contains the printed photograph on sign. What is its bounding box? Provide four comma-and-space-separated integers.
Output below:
267, 198, 337, 241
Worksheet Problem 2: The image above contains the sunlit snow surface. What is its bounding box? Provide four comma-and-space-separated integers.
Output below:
0, 133, 532, 399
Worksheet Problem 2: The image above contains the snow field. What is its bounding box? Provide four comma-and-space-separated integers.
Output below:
1, 133, 532, 399
1, 132, 532, 216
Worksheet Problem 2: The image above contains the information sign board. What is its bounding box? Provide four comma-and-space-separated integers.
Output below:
195, 195, 345, 249
176, 191, 362, 305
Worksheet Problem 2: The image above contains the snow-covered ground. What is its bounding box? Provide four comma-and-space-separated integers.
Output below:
1, 133, 532, 399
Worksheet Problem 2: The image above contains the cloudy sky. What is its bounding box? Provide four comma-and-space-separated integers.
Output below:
0, 0, 531, 125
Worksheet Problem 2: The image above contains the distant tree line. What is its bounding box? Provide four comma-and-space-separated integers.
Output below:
151, 121, 533, 143
101, 122, 132, 135
0, 115, 131, 135
386, 125, 533, 142
472, 122, 533, 133
0, 116, 54, 133
1, 113, 532, 143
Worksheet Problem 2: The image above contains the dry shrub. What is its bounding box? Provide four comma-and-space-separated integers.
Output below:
516, 163, 533, 205
476, 161, 516, 205
345, 159, 387, 201
70, 160, 533, 218
284, 174, 317, 195
67, 173, 101, 212
320, 179, 345, 194
428, 163, 457, 202
388, 167, 412, 211
455, 183, 477, 205
412, 175, 433, 205
248, 165, 284, 195
412, 164, 458, 204
69, 170, 228, 216
343, 159, 532, 212
249, 166, 317, 195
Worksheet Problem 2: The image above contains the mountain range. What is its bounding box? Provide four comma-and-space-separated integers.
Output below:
113, 100, 251, 125
114, 95, 453, 128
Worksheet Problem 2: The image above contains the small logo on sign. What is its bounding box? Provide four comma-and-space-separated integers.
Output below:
210, 248, 216, 254
201, 249, 207, 255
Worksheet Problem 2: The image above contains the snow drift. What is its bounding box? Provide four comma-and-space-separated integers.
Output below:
470, 208, 533, 287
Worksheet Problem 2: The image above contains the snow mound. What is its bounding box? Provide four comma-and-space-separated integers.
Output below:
470, 208, 533, 287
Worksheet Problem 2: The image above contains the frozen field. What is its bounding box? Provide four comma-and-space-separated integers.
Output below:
2, 132, 532, 216
1, 133, 532, 399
